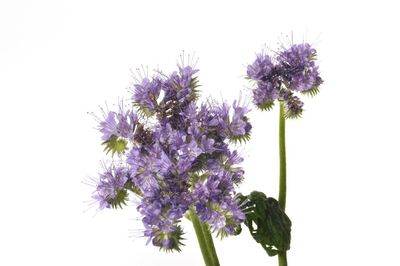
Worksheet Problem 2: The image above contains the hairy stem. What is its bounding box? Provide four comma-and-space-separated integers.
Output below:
278, 102, 287, 210
278, 102, 288, 266
201, 223, 220, 266
189, 208, 219, 266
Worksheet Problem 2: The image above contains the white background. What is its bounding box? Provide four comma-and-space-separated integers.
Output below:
1, 0, 399, 265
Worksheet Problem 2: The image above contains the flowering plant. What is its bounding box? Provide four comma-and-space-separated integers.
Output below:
91, 57, 251, 265
88, 39, 322, 266
241, 41, 323, 266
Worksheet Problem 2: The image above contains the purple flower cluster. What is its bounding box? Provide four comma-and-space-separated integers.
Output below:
247, 43, 323, 117
93, 63, 251, 251
93, 165, 129, 209
99, 106, 138, 141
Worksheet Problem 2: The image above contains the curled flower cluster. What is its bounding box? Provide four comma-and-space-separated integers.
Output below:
92, 63, 251, 251
247, 43, 323, 118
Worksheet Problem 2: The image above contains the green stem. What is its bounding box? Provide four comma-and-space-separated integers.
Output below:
189, 208, 218, 266
278, 252, 288, 266
201, 223, 220, 266
278, 102, 288, 266
278, 102, 287, 211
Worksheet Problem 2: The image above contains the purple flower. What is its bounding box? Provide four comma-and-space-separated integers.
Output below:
247, 42, 323, 117
230, 100, 252, 137
92, 61, 250, 251
93, 165, 129, 209
277, 43, 323, 91
98, 111, 117, 141
132, 77, 162, 113
162, 66, 199, 106
247, 53, 275, 82
98, 106, 138, 141
252, 82, 280, 106
280, 90, 304, 118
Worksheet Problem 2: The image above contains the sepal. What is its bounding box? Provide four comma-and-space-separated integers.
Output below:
108, 189, 129, 209
102, 135, 127, 156
256, 100, 275, 112
300, 86, 320, 97
153, 224, 185, 252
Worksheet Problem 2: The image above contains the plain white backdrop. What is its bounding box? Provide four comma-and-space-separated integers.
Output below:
1, 0, 400, 265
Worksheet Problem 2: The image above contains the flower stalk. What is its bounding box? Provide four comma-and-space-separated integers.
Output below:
278, 102, 286, 211
201, 223, 220, 266
189, 208, 220, 266
278, 102, 288, 266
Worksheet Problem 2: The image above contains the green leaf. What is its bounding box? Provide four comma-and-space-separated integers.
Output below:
238, 191, 292, 256
102, 135, 127, 156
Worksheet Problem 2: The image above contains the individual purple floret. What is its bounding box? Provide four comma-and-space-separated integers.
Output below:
92, 62, 251, 252
247, 42, 323, 117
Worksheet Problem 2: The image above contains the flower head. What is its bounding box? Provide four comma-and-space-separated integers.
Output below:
247, 42, 323, 118
277, 43, 323, 92
132, 77, 162, 115
98, 106, 138, 141
91, 61, 251, 251
92, 165, 129, 209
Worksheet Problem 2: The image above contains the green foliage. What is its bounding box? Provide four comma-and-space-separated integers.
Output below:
102, 135, 127, 156
257, 100, 275, 112
238, 191, 292, 256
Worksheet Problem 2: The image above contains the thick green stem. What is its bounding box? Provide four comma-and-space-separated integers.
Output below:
278, 103, 288, 266
189, 208, 219, 266
278, 252, 288, 266
201, 223, 220, 266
